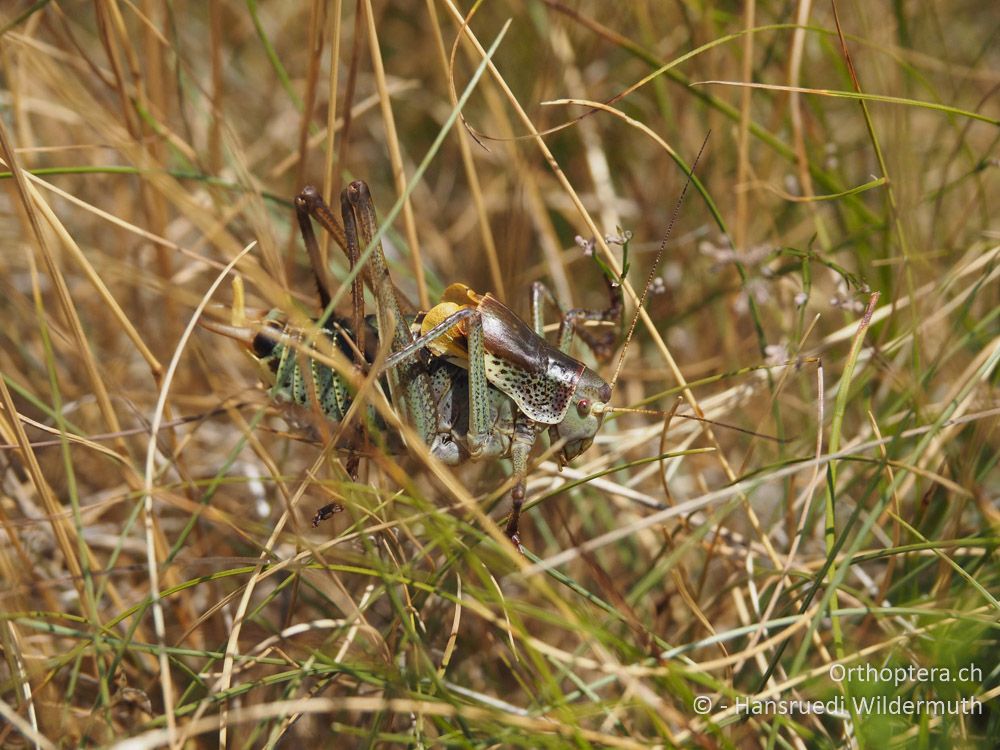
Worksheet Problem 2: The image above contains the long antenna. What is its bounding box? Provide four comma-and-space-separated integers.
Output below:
599, 405, 788, 443
608, 132, 710, 392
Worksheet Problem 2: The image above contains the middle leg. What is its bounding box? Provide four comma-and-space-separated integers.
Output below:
530, 270, 622, 361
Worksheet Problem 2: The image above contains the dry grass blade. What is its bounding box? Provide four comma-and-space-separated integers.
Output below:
0, 3, 996, 748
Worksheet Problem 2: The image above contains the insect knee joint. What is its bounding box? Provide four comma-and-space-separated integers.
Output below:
511, 484, 525, 505
467, 434, 488, 459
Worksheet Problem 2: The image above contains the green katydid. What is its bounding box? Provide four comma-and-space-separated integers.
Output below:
205, 163, 700, 546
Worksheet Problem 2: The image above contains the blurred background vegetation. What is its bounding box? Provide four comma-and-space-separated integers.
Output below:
0, 1, 997, 747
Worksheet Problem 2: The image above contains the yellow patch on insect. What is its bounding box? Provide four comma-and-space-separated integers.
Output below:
420, 283, 484, 358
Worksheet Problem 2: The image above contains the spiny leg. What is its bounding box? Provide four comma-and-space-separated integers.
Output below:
504, 414, 538, 549
341, 180, 438, 446
311, 502, 343, 527
463, 307, 492, 459
296, 186, 372, 481
341, 181, 414, 353
381, 307, 478, 371
296, 186, 365, 364
380, 305, 498, 461
530, 270, 622, 361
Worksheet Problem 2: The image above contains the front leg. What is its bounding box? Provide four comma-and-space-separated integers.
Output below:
463, 306, 491, 459
382, 305, 527, 546
504, 414, 538, 550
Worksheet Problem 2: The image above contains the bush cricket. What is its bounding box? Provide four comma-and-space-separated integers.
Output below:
204, 158, 700, 547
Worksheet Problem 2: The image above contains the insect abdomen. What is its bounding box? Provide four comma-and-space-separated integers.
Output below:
264, 326, 355, 423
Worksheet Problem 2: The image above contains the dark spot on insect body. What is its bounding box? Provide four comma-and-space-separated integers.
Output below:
326, 316, 363, 361
252, 331, 277, 358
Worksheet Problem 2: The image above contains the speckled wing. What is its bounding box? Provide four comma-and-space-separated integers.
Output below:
476, 293, 584, 425
421, 284, 585, 424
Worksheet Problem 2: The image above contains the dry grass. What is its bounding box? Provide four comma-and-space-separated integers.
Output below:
0, 1, 997, 748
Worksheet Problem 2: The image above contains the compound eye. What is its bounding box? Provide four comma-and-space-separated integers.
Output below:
576, 398, 591, 417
